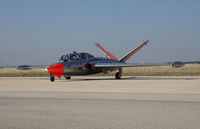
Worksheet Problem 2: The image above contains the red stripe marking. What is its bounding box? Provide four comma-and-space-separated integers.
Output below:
96, 43, 117, 60
128, 40, 149, 57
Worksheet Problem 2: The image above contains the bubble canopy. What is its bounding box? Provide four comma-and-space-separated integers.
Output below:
58, 52, 94, 62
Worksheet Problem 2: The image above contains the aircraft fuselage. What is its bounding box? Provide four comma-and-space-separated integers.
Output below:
47, 54, 118, 79
62, 57, 117, 75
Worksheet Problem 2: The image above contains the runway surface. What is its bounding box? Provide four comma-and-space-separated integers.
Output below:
0, 76, 200, 129
1, 76, 200, 93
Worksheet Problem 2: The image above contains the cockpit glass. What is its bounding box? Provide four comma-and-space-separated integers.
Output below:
59, 53, 92, 62
69, 54, 76, 61
80, 53, 86, 60
58, 55, 70, 62
76, 53, 81, 60
58, 55, 65, 62
88, 54, 94, 59
64, 55, 69, 62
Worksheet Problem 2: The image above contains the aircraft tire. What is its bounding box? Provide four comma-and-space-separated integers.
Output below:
65, 76, 71, 80
50, 74, 55, 82
115, 72, 121, 79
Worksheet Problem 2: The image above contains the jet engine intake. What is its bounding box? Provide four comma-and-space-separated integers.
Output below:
85, 62, 94, 70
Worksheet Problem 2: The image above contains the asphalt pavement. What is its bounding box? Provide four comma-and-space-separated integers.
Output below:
0, 92, 200, 129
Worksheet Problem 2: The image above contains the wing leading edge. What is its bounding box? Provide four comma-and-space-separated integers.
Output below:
95, 61, 200, 69
94, 62, 169, 68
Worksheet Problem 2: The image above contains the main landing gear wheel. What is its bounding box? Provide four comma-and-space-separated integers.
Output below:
50, 74, 55, 82
65, 76, 71, 80
115, 72, 121, 79
115, 68, 122, 79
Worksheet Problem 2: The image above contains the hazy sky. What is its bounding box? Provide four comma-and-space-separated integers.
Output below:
0, 0, 199, 65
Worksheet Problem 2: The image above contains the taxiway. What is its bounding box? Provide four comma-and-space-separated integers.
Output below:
0, 76, 200, 129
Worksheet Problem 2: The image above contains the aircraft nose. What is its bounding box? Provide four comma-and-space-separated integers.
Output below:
47, 64, 64, 78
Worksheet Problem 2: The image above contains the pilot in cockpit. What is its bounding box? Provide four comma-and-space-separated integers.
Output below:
76, 53, 81, 60
69, 54, 76, 61
58, 53, 83, 62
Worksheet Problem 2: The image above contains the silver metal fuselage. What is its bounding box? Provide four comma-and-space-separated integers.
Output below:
59, 57, 118, 76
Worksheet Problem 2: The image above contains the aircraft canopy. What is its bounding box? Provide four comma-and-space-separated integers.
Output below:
58, 52, 94, 62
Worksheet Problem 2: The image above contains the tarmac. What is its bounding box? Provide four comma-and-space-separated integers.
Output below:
0, 76, 200, 129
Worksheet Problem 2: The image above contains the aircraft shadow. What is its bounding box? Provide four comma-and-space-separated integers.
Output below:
58, 76, 199, 82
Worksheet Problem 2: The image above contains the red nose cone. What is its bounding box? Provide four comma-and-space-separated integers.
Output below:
48, 64, 64, 78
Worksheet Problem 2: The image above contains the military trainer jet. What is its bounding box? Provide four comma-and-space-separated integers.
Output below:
17, 40, 189, 81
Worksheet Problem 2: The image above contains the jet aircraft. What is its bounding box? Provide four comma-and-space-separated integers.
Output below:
17, 40, 191, 81
48, 40, 153, 81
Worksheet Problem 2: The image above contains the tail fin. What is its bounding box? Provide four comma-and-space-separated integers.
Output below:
119, 40, 149, 62
95, 43, 117, 60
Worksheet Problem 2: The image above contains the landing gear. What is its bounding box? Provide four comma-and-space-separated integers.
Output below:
65, 76, 71, 80
115, 72, 121, 79
115, 68, 122, 79
50, 74, 55, 82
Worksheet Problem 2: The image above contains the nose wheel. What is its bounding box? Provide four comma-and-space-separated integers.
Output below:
50, 74, 55, 82
65, 76, 71, 80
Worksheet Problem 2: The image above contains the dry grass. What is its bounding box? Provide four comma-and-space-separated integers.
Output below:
0, 68, 48, 77
0, 64, 200, 77
125, 64, 200, 76
97, 64, 200, 76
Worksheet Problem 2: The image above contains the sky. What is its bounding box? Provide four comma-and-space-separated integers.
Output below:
0, 0, 200, 65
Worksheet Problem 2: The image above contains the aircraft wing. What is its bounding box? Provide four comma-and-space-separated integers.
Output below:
95, 61, 200, 68
94, 63, 169, 68
94, 61, 200, 69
